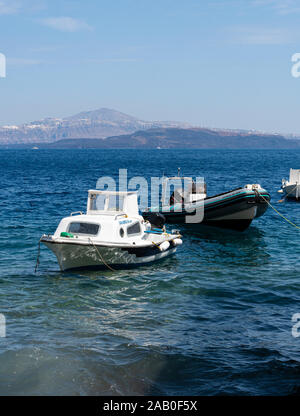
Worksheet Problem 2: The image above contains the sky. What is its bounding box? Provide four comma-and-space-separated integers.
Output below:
0, 0, 300, 133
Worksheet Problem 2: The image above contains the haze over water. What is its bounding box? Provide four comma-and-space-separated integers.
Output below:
1, 148, 300, 395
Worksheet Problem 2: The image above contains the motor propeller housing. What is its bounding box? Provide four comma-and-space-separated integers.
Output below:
145, 212, 166, 229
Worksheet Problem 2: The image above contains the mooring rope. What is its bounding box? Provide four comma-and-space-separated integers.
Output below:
34, 239, 42, 273
258, 192, 300, 231
88, 238, 116, 272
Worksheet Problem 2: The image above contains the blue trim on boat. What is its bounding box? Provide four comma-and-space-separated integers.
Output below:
146, 191, 270, 213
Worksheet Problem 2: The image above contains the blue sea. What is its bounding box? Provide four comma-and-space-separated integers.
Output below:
0, 148, 300, 396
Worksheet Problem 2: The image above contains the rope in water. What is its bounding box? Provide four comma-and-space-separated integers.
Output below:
258, 193, 300, 231
88, 238, 116, 271
34, 239, 42, 273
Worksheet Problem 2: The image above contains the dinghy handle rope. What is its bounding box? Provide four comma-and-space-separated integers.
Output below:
88, 238, 116, 272
255, 191, 300, 231
34, 239, 42, 273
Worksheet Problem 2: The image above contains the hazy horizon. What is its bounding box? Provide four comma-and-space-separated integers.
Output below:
0, 106, 298, 137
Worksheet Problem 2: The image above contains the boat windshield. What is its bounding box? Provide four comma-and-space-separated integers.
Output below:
90, 193, 125, 212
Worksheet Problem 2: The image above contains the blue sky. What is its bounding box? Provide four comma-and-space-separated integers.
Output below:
0, 0, 300, 133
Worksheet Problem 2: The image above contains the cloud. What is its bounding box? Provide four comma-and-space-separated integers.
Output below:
39, 17, 92, 32
229, 26, 294, 45
0, 0, 47, 16
0, 0, 21, 15
209, 0, 300, 15
87, 58, 138, 63
251, 0, 300, 14
8, 57, 43, 65
28, 45, 62, 53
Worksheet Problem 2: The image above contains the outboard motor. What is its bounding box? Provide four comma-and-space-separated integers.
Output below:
144, 212, 166, 229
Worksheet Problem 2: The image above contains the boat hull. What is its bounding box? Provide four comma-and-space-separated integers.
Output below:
283, 184, 300, 200
143, 188, 270, 232
42, 239, 177, 271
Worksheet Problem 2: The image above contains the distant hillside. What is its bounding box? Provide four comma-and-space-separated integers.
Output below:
103, 128, 300, 149
0, 108, 191, 145
3, 127, 300, 149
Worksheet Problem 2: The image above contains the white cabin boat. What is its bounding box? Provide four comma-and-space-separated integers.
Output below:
281, 169, 300, 200
40, 190, 182, 271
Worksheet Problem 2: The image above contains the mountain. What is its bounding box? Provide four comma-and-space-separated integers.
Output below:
4, 127, 300, 149
1, 107, 299, 148
0, 108, 191, 145
101, 128, 300, 149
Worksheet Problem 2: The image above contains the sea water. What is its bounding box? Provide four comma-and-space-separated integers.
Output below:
0, 148, 300, 395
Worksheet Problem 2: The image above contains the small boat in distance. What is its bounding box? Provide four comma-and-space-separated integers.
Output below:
40, 190, 182, 271
281, 169, 300, 200
143, 175, 270, 232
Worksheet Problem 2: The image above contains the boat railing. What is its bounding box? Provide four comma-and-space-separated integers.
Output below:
114, 213, 128, 220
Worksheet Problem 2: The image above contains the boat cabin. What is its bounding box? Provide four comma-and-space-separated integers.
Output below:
289, 169, 300, 184
52, 190, 146, 243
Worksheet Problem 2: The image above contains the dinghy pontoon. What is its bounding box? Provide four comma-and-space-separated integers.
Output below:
143, 176, 270, 232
